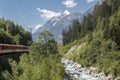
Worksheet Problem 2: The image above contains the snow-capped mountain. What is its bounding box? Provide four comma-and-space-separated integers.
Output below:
33, 12, 83, 42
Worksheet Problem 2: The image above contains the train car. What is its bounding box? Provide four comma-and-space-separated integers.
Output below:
0, 44, 29, 54
0, 44, 28, 50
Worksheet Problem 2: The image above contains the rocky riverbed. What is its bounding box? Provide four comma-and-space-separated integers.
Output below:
62, 58, 113, 80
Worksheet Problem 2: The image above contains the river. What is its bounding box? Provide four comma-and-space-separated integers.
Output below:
62, 58, 102, 80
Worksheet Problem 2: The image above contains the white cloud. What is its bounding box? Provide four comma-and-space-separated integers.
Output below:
62, 0, 77, 8
37, 8, 61, 20
86, 0, 95, 3
37, 8, 71, 20
64, 10, 70, 15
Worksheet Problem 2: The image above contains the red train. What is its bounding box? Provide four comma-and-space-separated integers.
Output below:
0, 44, 28, 50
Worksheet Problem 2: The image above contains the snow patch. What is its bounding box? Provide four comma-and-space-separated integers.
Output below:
33, 24, 43, 33
53, 23, 56, 26
64, 10, 70, 15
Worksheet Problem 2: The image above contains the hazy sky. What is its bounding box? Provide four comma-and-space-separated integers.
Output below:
0, 0, 98, 32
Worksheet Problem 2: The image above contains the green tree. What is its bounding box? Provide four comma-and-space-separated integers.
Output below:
2, 30, 64, 80
109, 9, 120, 47
39, 30, 53, 43
0, 29, 14, 44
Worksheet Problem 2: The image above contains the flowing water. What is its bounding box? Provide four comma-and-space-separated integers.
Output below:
62, 58, 101, 80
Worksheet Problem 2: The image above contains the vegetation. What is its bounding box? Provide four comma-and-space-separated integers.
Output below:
1, 31, 64, 80
0, 18, 33, 79
0, 18, 32, 46
62, 0, 120, 78
0, 0, 120, 79
0, 18, 64, 79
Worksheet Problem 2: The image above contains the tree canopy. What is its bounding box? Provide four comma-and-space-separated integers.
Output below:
0, 18, 32, 46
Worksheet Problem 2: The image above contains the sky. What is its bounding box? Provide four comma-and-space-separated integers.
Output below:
0, 0, 98, 33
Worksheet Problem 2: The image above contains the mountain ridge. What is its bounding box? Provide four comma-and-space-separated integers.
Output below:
33, 12, 83, 42
32, 6, 94, 42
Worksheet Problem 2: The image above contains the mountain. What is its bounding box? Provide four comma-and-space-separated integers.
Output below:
33, 12, 83, 42
84, 0, 105, 16
84, 7, 94, 16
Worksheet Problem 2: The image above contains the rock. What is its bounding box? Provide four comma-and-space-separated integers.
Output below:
115, 77, 120, 80
62, 58, 114, 80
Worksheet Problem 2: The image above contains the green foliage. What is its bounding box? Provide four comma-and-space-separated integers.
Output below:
62, 20, 81, 45
61, 0, 120, 79
85, 32, 93, 43
0, 18, 32, 45
109, 9, 120, 47
39, 30, 53, 43
0, 29, 15, 44
29, 31, 59, 55
2, 31, 64, 80
2, 54, 64, 80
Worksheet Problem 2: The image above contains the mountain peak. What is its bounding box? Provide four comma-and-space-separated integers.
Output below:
64, 10, 71, 15
50, 11, 70, 22
33, 12, 83, 42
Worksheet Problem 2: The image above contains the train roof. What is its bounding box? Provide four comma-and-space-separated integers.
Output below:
0, 44, 28, 47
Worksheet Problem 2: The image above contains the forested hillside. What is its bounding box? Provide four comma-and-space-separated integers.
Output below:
0, 18, 32, 46
62, 0, 120, 78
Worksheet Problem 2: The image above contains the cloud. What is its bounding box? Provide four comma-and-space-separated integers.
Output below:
64, 10, 70, 15
37, 8, 61, 20
37, 8, 71, 20
86, 0, 95, 3
62, 0, 77, 8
